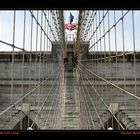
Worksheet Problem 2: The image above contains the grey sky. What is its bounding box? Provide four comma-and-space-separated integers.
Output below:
0, 10, 140, 51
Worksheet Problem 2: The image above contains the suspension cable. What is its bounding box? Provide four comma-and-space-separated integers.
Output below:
42, 72, 61, 129
76, 62, 125, 130
78, 62, 140, 100
30, 71, 60, 128
80, 72, 105, 129
0, 66, 61, 117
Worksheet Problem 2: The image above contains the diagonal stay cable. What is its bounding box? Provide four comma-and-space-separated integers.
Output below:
79, 69, 105, 129
0, 40, 27, 52
78, 61, 140, 101
76, 62, 125, 130
42, 71, 61, 129
80, 75, 96, 129
30, 71, 61, 128
80, 52, 134, 62
75, 10, 130, 60
29, 10, 52, 44
0, 66, 61, 117
50, 72, 62, 129
80, 74, 98, 129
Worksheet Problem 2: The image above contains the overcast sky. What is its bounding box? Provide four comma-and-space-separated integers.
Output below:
0, 10, 140, 52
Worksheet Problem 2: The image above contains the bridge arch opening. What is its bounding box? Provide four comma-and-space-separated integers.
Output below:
13, 115, 39, 130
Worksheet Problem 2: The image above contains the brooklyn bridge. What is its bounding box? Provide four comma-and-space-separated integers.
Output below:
0, 10, 140, 130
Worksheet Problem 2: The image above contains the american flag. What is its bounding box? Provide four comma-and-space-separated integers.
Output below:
70, 12, 74, 24
64, 23, 77, 31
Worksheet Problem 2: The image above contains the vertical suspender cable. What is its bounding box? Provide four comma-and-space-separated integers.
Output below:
10, 10, 16, 129
20, 10, 26, 130
132, 10, 137, 125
